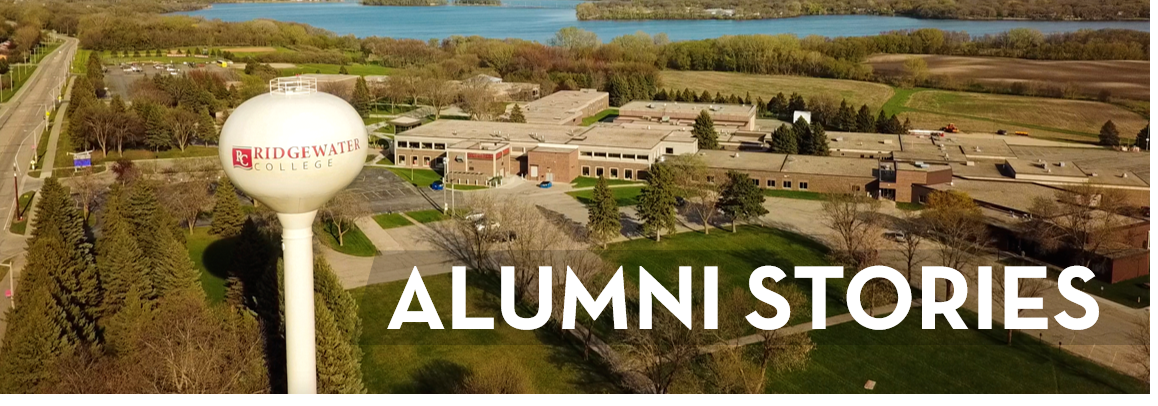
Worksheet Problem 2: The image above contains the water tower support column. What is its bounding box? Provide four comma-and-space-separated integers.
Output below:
280, 211, 319, 394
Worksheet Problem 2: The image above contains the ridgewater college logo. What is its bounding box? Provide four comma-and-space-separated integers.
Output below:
231, 138, 362, 172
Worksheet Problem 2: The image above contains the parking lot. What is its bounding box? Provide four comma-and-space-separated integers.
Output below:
102, 60, 230, 98
346, 166, 462, 214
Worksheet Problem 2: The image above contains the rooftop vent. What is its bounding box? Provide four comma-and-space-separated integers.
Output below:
1058, 162, 1066, 167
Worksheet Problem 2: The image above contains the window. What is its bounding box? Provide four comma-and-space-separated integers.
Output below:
707, 176, 715, 184
434, 143, 446, 149
582, 166, 591, 176
596, 167, 604, 177
398, 155, 407, 166
853, 186, 862, 192
609, 153, 621, 159
594, 152, 607, 158
624, 169, 633, 180
783, 181, 792, 189
421, 142, 433, 149
411, 156, 418, 165
665, 147, 674, 154
799, 182, 809, 190
766, 179, 775, 187
581, 151, 593, 157
610, 168, 619, 179
423, 156, 431, 166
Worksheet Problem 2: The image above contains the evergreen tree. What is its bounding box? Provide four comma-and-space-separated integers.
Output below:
27, 178, 101, 344
875, 110, 889, 133
692, 110, 719, 150
135, 101, 173, 152
755, 97, 766, 115
727, 94, 740, 104
902, 117, 913, 133
586, 176, 621, 248
636, 163, 677, 242
338, 65, 349, 75
210, 177, 246, 237
508, 103, 526, 123
314, 297, 366, 394
1135, 124, 1149, 150
793, 117, 813, 155
351, 76, 372, 118
885, 114, 904, 135
713, 92, 725, 103
836, 100, 855, 131
718, 171, 768, 233
197, 106, 219, 143
744, 91, 752, 105
787, 92, 806, 113
770, 124, 797, 154
653, 88, 668, 101
1099, 120, 1120, 146
810, 122, 830, 156
0, 289, 72, 393
96, 184, 151, 316
855, 104, 875, 133
698, 90, 712, 103
680, 88, 694, 102
769, 92, 787, 117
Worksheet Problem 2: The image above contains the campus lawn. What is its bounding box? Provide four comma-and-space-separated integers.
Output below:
1070, 273, 1150, 309
278, 63, 394, 77
567, 186, 643, 207
93, 146, 219, 164
581, 108, 619, 126
185, 227, 234, 303
388, 167, 442, 187
769, 311, 1147, 393
373, 213, 412, 229
895, 202, 924, 211
71, 49, 93, 75
8, 192, 36, 235
354, 272, 622, 393
405, 209, 448, 224
763, 189, 825, 201
317, 220, 377, 257
570, 176, 643, 189
600, 225, 844, 338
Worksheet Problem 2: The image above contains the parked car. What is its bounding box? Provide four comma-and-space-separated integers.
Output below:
430, 180, 444, 191
996, 129, 1007, 135
538, 181, 552, 188
675, 196, 687, 207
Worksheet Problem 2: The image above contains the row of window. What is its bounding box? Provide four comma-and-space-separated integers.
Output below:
579, 151, 650, 161
581, 166, 635, 180
707, 175, 811, 190
396, 141, 447, 150
397, 155, 431, 167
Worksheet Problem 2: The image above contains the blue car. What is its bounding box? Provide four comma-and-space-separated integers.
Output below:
431, 180, 445, 191
538, 181, 552, 189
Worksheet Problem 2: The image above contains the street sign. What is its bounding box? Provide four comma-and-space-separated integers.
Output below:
72, 150, 92, 168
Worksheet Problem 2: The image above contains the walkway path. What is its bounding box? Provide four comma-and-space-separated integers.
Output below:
38, 76, 75, 178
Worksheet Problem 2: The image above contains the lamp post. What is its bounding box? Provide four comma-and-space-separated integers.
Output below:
218, 77, 366, 394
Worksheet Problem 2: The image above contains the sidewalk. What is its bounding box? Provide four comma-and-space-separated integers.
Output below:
38, 75, 76, 178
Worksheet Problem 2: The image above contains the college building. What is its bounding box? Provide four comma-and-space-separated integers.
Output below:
519, 89, 609, 126
616, 101, 758, 131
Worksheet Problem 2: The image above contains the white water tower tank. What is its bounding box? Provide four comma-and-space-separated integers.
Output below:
219, 77, 367, 213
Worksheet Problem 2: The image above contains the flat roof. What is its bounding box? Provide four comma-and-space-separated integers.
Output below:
698, 149, 788, 172
897, 135, 968, 162
620, 101, 756, 120
522, 89, 608, 124
946, 137, 1017, 158
567, 126, 683, 149
926, 178, 1062, 213
1007, 159, 1089, 179
781, 155, 880, 178
398, 120, 588, 145
829, 132, 903, 152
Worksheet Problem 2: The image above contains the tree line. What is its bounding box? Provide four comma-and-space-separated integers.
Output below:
576, 0, 1150, 21
0, 160, 365, 393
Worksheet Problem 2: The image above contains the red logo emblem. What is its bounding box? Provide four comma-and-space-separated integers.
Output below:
232, 147, 252, 169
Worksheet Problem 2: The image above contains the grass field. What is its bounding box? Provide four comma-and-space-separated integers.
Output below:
660, 71, 895, 111
388, 167, 442, 187
0, 61, 40, 102
317, 220, 377, 257
405, 209, 448, 224
763, 189, 825, 201
581, 108, 619, 126
72, 49, 93, 75
570, 177, 643, 189
8, 192, 36, 235
355, 272, 622, 393
87, 146, 220, 164
865, 54, 1149, 101
567, 186, 643, 207
373, 213, 413, 229
185, 227, 233, 303
770, 311, 1146, 393
903, 90, 1147, 142
278, 63, 394, 77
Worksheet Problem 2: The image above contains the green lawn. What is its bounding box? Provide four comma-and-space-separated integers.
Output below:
896, 202, 924, 211
581, 108, 619, 126
405, 209, 448, 224
570, 176, 643, 189
185, 227, 234, 303
0, 62, 39, 102
278, 63, 394, 77
770, 311, 1146, 393
71, 49, 93, 75
354, 272, 621, 393
8, 192, 36, 235
373, 213, 413, 229
94, 146, 219, 164
763, 189, 826, 201
1078, 274, 1150, 308
316, 220, 378, 257
601, 225, 843, 338
567, 186, 643, 207
364, 116, 388, 125
388, 167, 442, 187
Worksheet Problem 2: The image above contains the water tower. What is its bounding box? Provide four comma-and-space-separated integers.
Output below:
219, 77, 367, 394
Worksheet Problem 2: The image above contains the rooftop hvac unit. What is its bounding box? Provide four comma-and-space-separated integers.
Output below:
1058, 162, 1066, 167
974, 146, 981, 152
915, 161, 925, 166
834, 137, 844, 142
647, 103, 655, 108
1090, 172, 1098, 177
732, 153, 740, 158
965, 161, 976, 166
1122, 173, 1129, 178
882, 140, 893, 144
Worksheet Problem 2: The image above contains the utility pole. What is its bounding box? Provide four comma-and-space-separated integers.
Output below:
13, 162, 21, 222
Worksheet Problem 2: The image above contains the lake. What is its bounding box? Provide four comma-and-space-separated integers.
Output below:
174, 1, 1150, 42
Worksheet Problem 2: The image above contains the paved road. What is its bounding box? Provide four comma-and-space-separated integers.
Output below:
0, 37, 77, 346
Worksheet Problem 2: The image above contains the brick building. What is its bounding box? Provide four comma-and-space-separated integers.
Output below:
617, 101, 758, 131
520, 89, 609, 125
697, 150, 879, 195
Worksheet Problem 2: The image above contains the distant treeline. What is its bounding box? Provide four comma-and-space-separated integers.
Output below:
362, 0, 450, 5
576, 0, 1151, 21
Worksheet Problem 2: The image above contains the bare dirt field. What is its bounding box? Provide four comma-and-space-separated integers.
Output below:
221, 46, 277, 53
905, 90, 1148, 142
660, 71, 895, 110
866, 54, 1149, 100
